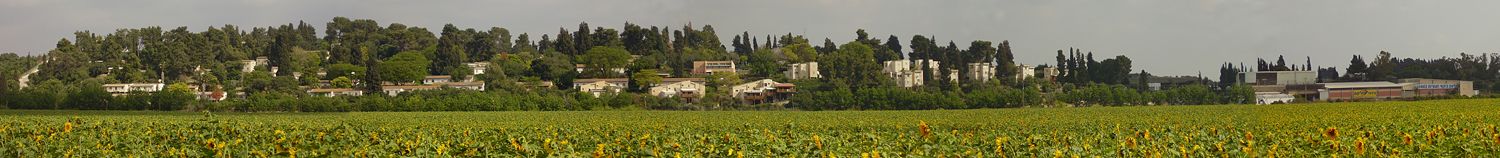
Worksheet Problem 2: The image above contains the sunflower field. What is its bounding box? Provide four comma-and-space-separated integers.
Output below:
3, 99, 1500, 157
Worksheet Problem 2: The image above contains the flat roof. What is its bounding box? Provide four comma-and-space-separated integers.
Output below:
1321, 82, 1404, 89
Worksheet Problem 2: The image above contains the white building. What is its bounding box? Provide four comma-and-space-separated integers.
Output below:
439, 81, 487, 91
1038, 66, 1060, 81
883, 60, 952, 87
1239, 71, 1317, 85
1015, 64, 1036, 80
308, 88, 365, 97
648, 78, 707, 101
730, 79, 797, 104
423, 75, 453, 85
784, 62, 821, 80
1255, 92, 1295, 105
238, 57, 269, 73
381, 85, 439, 96
102, 83, 165, 96
574, 78, 630, 97
967, 62, 996, 82
465, 62, 490, 75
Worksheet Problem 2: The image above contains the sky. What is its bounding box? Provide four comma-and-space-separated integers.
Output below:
3, 0, 1499, 76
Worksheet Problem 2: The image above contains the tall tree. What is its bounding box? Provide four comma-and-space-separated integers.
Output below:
821, 42, 884, 89
994, 41, 1015, 81
885, 35, 902, 58
1345, 55, 1368, 80
378, 51, 431, 84
434, 24, 469, 75
576, 46, 632, 78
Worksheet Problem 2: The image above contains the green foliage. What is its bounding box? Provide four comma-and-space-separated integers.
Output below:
705, 71, 741, 88
64, 81, 111, 110
744, 48, 781, 78
331, 76, 354, 88
575, 46, 631, 78
820, 42, 884, 88
151, 83, 195, 111
630, 69, 662, 92
378, 51, 432, 84
781, 43, 818, 63
327, 63, 366, 80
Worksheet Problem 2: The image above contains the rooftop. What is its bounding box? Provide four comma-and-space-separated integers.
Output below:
1321, 82, 1406, 89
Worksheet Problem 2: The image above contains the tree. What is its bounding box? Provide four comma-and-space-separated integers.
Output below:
378, 51, 432, 84
820, 42, 884, 88
782, 43, 818, 63
532, 52, 576, 89
66, 81, 111, 110
706, 71, 742, 88
332, 76, 354, 88
885, 35, 903, 58
328, 63, 366, 80
1345, 55, 1368, 80
1368, 51, 1395, 81
435, 24, 470, 75
631, 69, 663, 92
514, 33, 535, 53
576, 46, 632, 78
994, 41, 1016, 81
745, 48, 781, 78
152, 83, 195, 111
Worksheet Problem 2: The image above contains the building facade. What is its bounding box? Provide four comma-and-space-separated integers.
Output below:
1318, 82, 1409, 101
1396, 78, 1476, 97
883, 59, 950, 87
1239, 71, 1317, 85
784, 62, 821, 80
102, 83, 165, 96
967, 62, 996, 82
574, 78, 630, 97
649, 78, 707, 102
691, 61, 737, 75
731, 79, 796, 104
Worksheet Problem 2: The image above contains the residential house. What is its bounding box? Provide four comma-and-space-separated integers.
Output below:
648, 78, 707, 102
691, 61, 737, 75
237, 57, 268, 73
307, 88, 365, 97
439, 81, 487, 91
102, 83, 165, 96
730, 79, 796, 104
1015, 64, 1037, 80
423, 75, 453, 85
967, 62, 996, 82
784, 62, 821, 80
465, 62, 489, 75
574, 78, 630, 97
1037, 66, 1060, 81
882, 60, 952, 87
382, 85, 440, 96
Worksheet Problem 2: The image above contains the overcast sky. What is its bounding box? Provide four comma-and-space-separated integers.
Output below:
3, 0, 1499, 76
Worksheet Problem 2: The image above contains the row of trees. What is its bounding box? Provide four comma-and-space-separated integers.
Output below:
1220, 51, 1500, 93
4, 17, 1274, 111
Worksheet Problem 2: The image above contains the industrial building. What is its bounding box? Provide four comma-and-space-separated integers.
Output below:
1318, 82, 1409, 101
1396, 78, 1476, 97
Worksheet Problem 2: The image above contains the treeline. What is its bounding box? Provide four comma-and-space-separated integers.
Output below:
2, 17, 1263, 111
1216, 51, 1500, 92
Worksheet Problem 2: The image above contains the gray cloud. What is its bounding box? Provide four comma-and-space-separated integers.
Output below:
2, 0, 1498, 75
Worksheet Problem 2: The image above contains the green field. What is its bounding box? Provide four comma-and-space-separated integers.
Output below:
3, 99, 1500, 157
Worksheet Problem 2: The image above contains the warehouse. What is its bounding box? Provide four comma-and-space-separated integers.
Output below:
1396, 78, 1476, 97
1318, 82, 1409, 101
